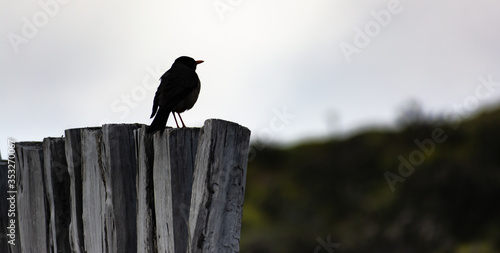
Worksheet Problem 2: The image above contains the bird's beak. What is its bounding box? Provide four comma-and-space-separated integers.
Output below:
195, 60, 204, 64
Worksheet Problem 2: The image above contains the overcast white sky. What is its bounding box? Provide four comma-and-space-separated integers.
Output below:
2, 0, 500, 158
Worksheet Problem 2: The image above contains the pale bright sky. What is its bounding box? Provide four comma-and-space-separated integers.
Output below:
1, 0, 500, 157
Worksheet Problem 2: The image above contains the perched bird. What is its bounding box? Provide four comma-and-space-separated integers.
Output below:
147, 56, 203, 133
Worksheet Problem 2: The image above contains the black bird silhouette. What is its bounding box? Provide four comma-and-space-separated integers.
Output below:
147, 56, 203, 133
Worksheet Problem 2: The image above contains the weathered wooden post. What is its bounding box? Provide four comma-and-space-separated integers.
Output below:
10, 139, 72, 253
15, 142, 48, 253
135, 119, 251, 252
80, 127, 106, 253
135, 125, 157, 253
80, 124, 141, 253
43, 138, 71, 253
64, 128, 85, 253
151, 127, 200, 253
188, 119, 251, 253
101, 124, 141, 253
8, 119, 250, 253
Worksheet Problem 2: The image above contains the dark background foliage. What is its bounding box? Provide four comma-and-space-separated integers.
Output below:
240, 106, 500, 253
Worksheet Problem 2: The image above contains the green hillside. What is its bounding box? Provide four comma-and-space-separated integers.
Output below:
240, 107, 500, 253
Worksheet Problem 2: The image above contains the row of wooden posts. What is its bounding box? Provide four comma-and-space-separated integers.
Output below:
0, 119, 251, 253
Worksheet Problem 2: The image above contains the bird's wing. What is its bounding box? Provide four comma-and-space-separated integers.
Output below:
156, 66, 200, 109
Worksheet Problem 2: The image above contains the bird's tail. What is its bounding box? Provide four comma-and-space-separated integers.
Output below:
147, 108, 170, 133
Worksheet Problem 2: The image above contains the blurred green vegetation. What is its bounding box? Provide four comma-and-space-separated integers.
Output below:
240, 106, 500, 253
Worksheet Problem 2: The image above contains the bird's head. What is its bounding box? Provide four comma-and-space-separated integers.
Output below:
174, 56, 204, 70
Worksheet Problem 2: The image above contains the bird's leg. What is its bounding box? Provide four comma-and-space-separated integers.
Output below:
172, 112, 180, 128
177, 113, 187, 128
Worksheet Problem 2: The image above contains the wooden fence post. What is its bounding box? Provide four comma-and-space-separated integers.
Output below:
15, 142, 48, 253
43, 137, 71, 253
80, 124, 141, 253
80, 127, 106, 253
64, 128, 85, 253
188, 119, 251, 253
7, 119, 250, 253
135, 126, 156, 253
152, 127, 200, 253
101, 124, 141, 253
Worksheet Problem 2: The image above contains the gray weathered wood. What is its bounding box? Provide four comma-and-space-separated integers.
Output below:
101, 124, 141, 253
153, 127, 200, 253
81, 128, 106, 253
15, 142, 49, 253
43, 138, 71, 253
64, 128, 85, 253
7, 119, 251, 253
80, 124, 142, 253
188, 119, 251, 253
134, 126, 157, 253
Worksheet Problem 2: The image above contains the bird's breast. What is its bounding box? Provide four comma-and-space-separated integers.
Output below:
173, 82, 201, 113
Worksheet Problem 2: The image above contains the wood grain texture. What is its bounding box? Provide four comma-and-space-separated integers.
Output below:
153, 127, 200, 253
188, 119, 251, 253
15, 142, 48, 253
135, 126, 157, 253
64, 128, 86, 253
81, 128, 106, 253
9, 119, 251, 253
101, 124, 141, 253
43, 137, 71, 253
